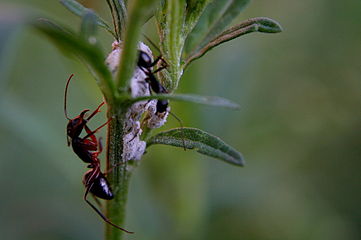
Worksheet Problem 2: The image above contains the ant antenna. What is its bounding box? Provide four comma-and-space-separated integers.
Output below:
64, 74, 74, 120
142, 34, 161, 54
86, 102, 105, 121
84, 185, 134, 234
168, 111, 187, 151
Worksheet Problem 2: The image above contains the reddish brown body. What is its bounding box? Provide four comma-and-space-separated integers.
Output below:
64, 74, 133, 234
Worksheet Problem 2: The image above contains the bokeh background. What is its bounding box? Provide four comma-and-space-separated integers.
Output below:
0, 0, 360, 239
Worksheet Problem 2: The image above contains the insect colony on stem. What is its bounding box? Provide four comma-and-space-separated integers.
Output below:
65, 41, 175, 233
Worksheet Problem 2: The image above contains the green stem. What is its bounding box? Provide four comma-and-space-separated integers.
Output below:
105, 106, 133, 240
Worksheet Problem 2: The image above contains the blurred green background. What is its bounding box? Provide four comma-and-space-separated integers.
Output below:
0, 0, 360, 239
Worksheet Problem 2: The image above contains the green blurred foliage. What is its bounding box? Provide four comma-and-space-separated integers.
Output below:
0, 0, 360, 240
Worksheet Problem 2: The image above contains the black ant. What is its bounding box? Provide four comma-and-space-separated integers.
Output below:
137, 51, 186, 149
64, 74, 133, 234
137, 50, 169, 113
137, 50, 178, 114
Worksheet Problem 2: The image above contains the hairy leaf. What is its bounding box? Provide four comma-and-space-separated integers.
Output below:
184, 0, 211, 36
184, 0, 250, 56
185, 17, 282, 66
156, 0, 187, 90
125, 93, 239, 109
147, 128, 244, 166
105, 0, 127, 40
60, 0, 116, 38
155, 0, 211, 91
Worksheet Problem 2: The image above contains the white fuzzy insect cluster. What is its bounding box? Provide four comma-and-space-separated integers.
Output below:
105, 41, 169, 162
146, 103, 169, 128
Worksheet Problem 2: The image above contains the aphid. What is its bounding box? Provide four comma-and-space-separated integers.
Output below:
64, 74, 133, 234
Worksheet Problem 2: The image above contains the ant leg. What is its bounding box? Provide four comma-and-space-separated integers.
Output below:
128, 128, 141, 143
159, 56, 168, 66
153, 64, 167, 74
150, 55, 168, 68
84, 124, 98, 146
91, 193, 103, 209
105, 162, 125, 176
82, 118, 111, 140
86, 102, 105, 121
91, 137, 104, 162
152, 57, 168, 74
149, 56, 162, 67
84, 183, 134, 234
168, 111, 187, 151
84, 167, 100, 188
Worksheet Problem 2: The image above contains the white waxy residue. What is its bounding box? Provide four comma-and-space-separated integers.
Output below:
146, 102, 169, 129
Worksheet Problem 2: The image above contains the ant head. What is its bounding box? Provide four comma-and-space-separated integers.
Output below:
138, 50, 152, 68
66, 109, 89, 141
156, 99, 169, 113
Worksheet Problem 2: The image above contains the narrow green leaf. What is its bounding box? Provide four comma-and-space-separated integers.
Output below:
116, 0, 160, 91
60, 0, 116, 38
125, 93, 239, 109
105, 0, 127, 40
155, 0, 211, 91
113, 0, 127, 37
184, 0, 211, 36
222, 17, 283, 35
185, 17, 282, 66
34, 18, 115, 101
156, 0, 187, 91
184, 0, 250, 56
80, 9, 98, 43
147, 128, 245, 166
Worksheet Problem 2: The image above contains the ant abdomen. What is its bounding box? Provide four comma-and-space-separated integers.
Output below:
84, 171, 114, 200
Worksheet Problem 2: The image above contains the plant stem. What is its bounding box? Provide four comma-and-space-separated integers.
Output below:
105, 106, 132, 240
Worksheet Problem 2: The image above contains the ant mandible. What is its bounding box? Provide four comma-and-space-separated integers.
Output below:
64, 74, 133, 234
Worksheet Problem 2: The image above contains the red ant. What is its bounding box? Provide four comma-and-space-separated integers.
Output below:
64, 74, 133, 234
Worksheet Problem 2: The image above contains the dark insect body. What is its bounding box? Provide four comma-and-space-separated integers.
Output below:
137, 50, 169, 113
137, 51, 186, 149
64, 74, 133, 234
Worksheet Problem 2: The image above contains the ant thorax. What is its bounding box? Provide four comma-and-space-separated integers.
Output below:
105, 41, 169, 162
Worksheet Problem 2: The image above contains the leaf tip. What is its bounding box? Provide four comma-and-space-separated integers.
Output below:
231, 103, 241, 110
258, 17, 283, 33
237, 156, 246, 167
232, 152, 245, 167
